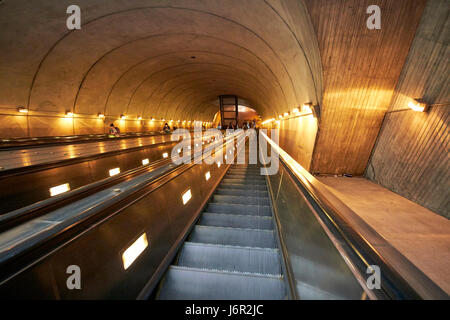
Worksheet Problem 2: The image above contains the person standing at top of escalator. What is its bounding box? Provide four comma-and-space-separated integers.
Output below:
163, 123, 171, 133
109, 123, 119, 136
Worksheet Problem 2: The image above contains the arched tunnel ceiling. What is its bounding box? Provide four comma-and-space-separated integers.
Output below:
0, 0, 322, 125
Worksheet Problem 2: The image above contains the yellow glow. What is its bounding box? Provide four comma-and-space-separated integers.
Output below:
279, 115, 282, 119
49, 183, 70, 197
182, 189, 192, 205
205, 171, 211, 181
142, 158, 149, 165
18, 107, 29, 113
408, 101, 426, 112
121, 114, 126, 120
284, 112, 289, 117
98, 113, 105, 118
162, 152, 168, 158
65, 112, 74, 118
138, 116, 142, 120
217, 161, 221, 168
293, 108, 300, 114
109, 167, 120, 176
122, 233, 148, 270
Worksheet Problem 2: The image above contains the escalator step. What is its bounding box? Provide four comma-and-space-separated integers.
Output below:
190, 225, 276, 248
218, 184, 267, 191
212, 195, 269, 206
215, 188, 268, 197
178, 242, 282, 275
222, 178, 266, 185
225, 174, 265, 181
206, 203, 271, 216
158, 266, 286, 300
199, 212, 273, 230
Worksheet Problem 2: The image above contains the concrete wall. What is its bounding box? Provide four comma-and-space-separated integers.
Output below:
366, 0, 450, 218
305, 0, 427, 175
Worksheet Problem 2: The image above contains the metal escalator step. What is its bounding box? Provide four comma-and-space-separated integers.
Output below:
227, 174, 262, 178
178, 242, 282, 275
206, 203, 271, 216
228, 168, 262, 172
199, 212, 273, 230
212, 195, 269, 206
190, 225, 276, 248
219, 184, 267, 191
215, 188, 268, 197
222, 178, 266, 185
158, 266, 286, 300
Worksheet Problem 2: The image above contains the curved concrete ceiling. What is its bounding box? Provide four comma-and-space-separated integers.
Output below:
0, 0, 322, 132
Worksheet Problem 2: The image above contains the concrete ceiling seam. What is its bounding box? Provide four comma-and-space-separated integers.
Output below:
100, 48, 288, 116
72, 34, 288, 114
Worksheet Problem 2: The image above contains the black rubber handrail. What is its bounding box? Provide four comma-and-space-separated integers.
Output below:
0, 131, 172, 151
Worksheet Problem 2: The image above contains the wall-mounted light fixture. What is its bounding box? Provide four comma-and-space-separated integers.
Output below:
138, 116, 142, 120
408, 99, 428, 112
65, 111, 74, 118
17, 106, 29, 113
98, 113, 105, 118
120, 114, 126, 120
292, 108, 300, 114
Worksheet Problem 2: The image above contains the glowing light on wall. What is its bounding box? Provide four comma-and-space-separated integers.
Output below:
18, 107, 29, 113
65, 112, 74, 118
162, 152, 168, 158
205, 171, 211, 181
142, 159, 149, 165
182, 189, 192, 205
109, 167, 120, 176
408, 100, 427, 112
49, 183, 70, 197
98, 113, 105, 118
122, 233, 148, 270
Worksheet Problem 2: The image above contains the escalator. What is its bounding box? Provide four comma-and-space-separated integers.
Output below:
157, 164, 287, 300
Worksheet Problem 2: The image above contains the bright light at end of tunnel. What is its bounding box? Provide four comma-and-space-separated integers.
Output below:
182, 189, 192, 205
142, 158, 149, 165
49, 183, 70, 197
122, 233, 148, 270
205, 171, 211, 181
109, 167, 120, 176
